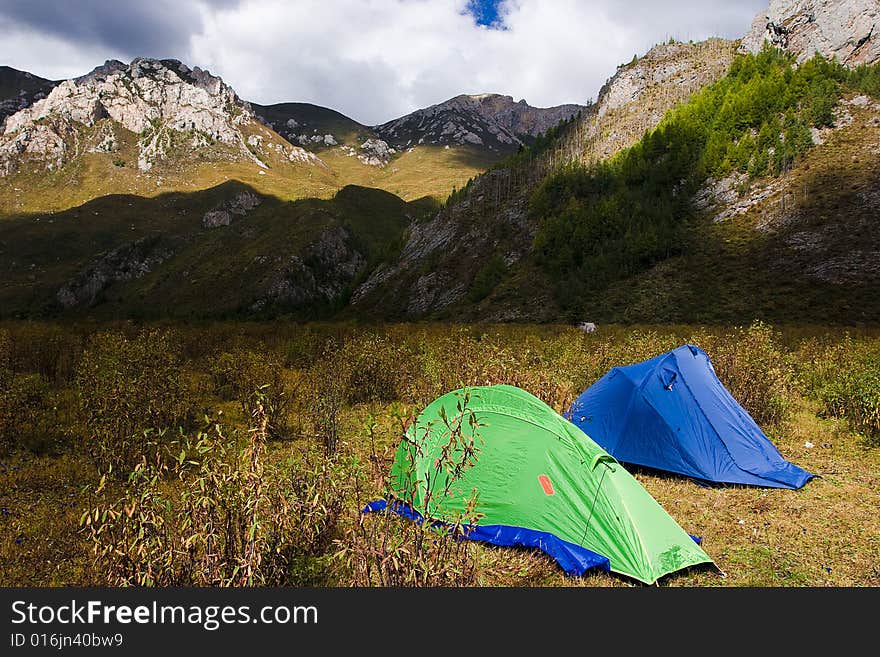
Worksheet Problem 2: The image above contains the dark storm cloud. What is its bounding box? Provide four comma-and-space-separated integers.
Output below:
0, 0, 240, 58
0, 0, 769, 124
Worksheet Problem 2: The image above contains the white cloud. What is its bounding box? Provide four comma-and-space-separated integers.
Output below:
0, 21, 128, 82
1, 0, 766, 125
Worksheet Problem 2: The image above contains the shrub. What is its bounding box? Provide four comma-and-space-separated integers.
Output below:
0, 330, 12, 452
0, 330, 66, 455
336, 393, 481, 586
2, 323, 82, 385
210, 347, 292, 438
335, 333, 407, 404
467, 254, 508, 303
284, 327, 325, 368
797, 336, 880, 441
82, 400, 344, 586
692, 321, 794, 429
300, 340, 348, 455
0, 374, 60, 454
75, 330, 193, 473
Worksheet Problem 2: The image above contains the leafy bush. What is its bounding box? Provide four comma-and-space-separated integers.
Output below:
0, 330, 13, 452
694, 321, 795, 429
210, 347, 292, 438
304, 364, 343, 455
335, 333, 408, 404
0, 330, 67, 455
284, 327, 326, 368
0, 374, 62, 454
83, 401, 344, 586
1, 323, 82, 385
299, 334, 408, 454
336, 393, 481, 586
75, 330, 194, 473
797, 336, 880, 441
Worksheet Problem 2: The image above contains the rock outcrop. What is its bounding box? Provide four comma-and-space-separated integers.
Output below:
475, 94, 585, 138
357, 138, 394, 166
576, 38, 737, 163
57, 237, 173, 308
202, 191, 262, 228
0, 58, 260, 175
741, 0, 880, 66
260, 226, 366, 308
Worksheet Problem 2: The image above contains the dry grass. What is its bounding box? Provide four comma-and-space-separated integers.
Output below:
336, 396, 880, 587
0, 120, 496, 217
1, 321, 878, 587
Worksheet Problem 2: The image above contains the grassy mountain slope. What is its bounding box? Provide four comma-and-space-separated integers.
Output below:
0, 117, 338, 216
349, 39, 739, 320
352, 46, 880, 325
317, 143, 498, 202
0, 66, 56, 102
525, 48, 880, 324
0, 118, 492, 215
253, 101, 373, 147
594, 91, 880, 323
0, 182, 429, 319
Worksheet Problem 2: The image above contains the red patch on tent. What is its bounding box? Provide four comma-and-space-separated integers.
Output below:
538, 474, 555, 495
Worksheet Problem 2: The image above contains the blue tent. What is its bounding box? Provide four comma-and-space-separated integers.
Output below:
567, 344, 814, 489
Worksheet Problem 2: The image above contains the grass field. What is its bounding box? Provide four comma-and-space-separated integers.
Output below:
0, 116, 493, 218
1, 321, 878, 587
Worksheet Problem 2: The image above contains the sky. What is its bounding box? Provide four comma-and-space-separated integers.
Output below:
0, 0, 767, 125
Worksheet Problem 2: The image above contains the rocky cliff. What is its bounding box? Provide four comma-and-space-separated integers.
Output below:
574, 39, 737, 163
0, 58, 262, 175
741, 0, 880, 66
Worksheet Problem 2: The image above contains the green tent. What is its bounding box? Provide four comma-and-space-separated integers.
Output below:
372, 384, 713, 584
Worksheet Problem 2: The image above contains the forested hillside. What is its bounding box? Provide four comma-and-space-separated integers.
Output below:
355, 45, 880, 324
533, 48, 879, 312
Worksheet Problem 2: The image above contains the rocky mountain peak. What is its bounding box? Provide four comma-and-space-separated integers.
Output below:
741, 0, 880, 66
0, 57, 257, 175
374, 93, 584, 152
75, 59, 128, 84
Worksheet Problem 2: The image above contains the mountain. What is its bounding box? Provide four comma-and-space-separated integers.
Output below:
0, 60, 564, 214
350, 1, 880, 325
375, 93, 584, 153
350, 38, 738, 319
0, 182, 432, 318
253, 102, 372, 151
254, 94, 584, 169
0, 58, 341, 217
1, 58, 275, 175
0, 66, 58, 126
2, 0, 879, 324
